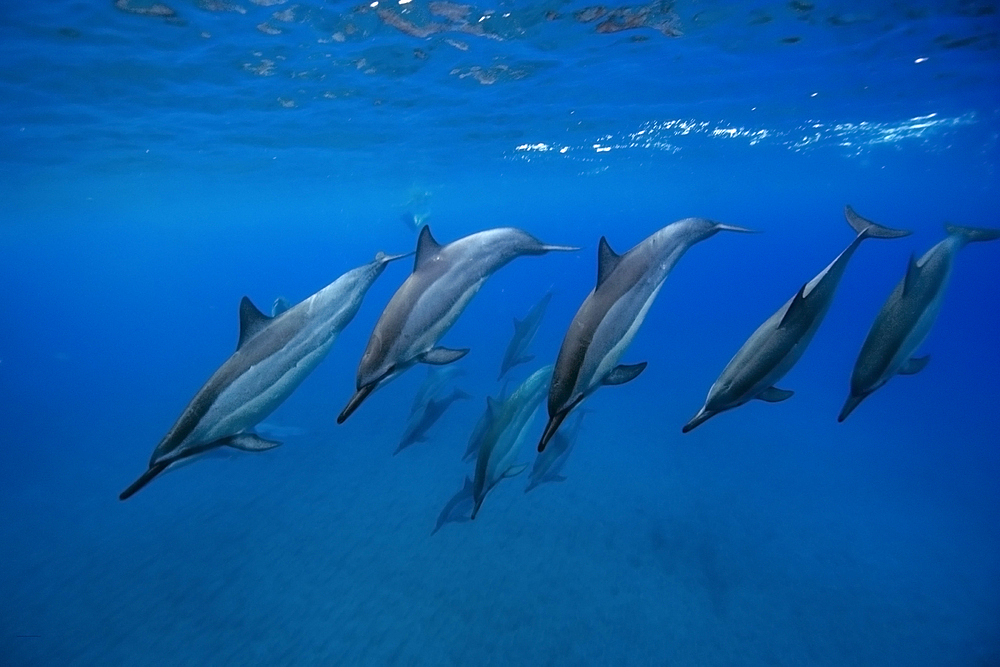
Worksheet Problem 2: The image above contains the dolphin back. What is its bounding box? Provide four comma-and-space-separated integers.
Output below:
945, 224, 1000, 245
844, 205, 911, 239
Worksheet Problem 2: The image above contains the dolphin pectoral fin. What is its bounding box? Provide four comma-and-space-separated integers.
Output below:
221, 433, 282, 452
515, 354, 535, 366
898, 355, 930, 375
119, 461, 170, 501
551, 474, 568, 483
837, 393, 867, 422
682, 406, 715, 433
502, 463, 529, 480
419, 347, 469, 365
778, 286, 808, 328
338, 383, 377, 424
757, 386, 795, 403
603, 362, 648, 386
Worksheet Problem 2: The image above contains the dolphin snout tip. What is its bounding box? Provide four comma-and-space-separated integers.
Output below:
682, 408, 712, 433
837, 394, 864, 422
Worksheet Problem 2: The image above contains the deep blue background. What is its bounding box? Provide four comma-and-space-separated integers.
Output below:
2, 1, 999, 665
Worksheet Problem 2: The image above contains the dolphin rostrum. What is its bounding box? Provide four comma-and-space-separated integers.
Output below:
472, 365, 552, 519
838, 223, 1000, 421
338, 226, 577, 423
120, 250, 407, 500
498, 290, 553, 381
683, 206, 910, 432
538, 218, 754, 452
395, 387, 471, 455
525, 408, 588, 493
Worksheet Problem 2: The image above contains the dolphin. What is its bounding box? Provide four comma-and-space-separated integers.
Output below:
838, 224, 1000, 421
396, 387, 471, 455
683, 206, 910, 432
461, 380, 512, 462
472, 365, 552, 519
538, 218, 754, 452
338, 226, 577, 423
120, 250, 408, 500
525, 409, 588, 493
498, 290, 553, 381
409, 365, 465, 417
431, 476, 475, 535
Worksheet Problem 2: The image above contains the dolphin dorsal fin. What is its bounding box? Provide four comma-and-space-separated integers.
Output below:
414, 226, 443, 273
903, 253, 921, 297
485, 395, 501, 418
596, 236, 623, 289
237, 297, 272, 350
778, 284, 808, 328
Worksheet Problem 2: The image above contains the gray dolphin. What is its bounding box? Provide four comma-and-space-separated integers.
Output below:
538, 218, 754, 452
120, 251, 407, 500
338, 226, 577, 423
683, 206, 910, 432
498, 291, 553, 381
472, 365, 552, 519
395, 387, 471, 455
839, 224, 1000, 421
431, 476, 475, 535
525, 409, 588, 493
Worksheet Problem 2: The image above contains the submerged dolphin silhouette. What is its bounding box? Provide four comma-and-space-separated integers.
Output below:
498, 291, 553, 381
338, 226, 577, 423
539, 217, 754, 452
683, 206, 910, 432
525, 409, 589, 493
120, 251, 408, 500
396, 387, 471, 455
839, 223, 1000, 421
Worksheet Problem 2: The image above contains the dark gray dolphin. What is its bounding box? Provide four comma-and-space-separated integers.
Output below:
538, 217, 754, 452
498, 291, 553, 380
462, 380, 512, 462
120, 251, 407, 500
683, 206, 910, 432
338, 226, 577, 423
395, 387, 471, 455
525, 409, 588, 493
839, 224, 1000, 421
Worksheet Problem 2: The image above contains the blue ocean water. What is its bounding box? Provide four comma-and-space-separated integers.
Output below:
2, 0, 999, 664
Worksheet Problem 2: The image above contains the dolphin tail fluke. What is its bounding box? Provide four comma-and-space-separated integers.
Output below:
945, 224, 1000, 246
844, 205, 911, 239
119, 461, 170, 501
837, 393, 867, 422
338, 383, 377, 424
682, 406, 715, 433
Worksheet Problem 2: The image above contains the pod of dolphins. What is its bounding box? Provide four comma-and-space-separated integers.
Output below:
120, 211, 1000, 521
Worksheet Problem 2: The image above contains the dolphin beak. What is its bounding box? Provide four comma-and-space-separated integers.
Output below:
682, 407, 713, 433
119, 461, 170, 501
538, 409, 570, 452
837, 393, 866, 422
338, 383, 377, 424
